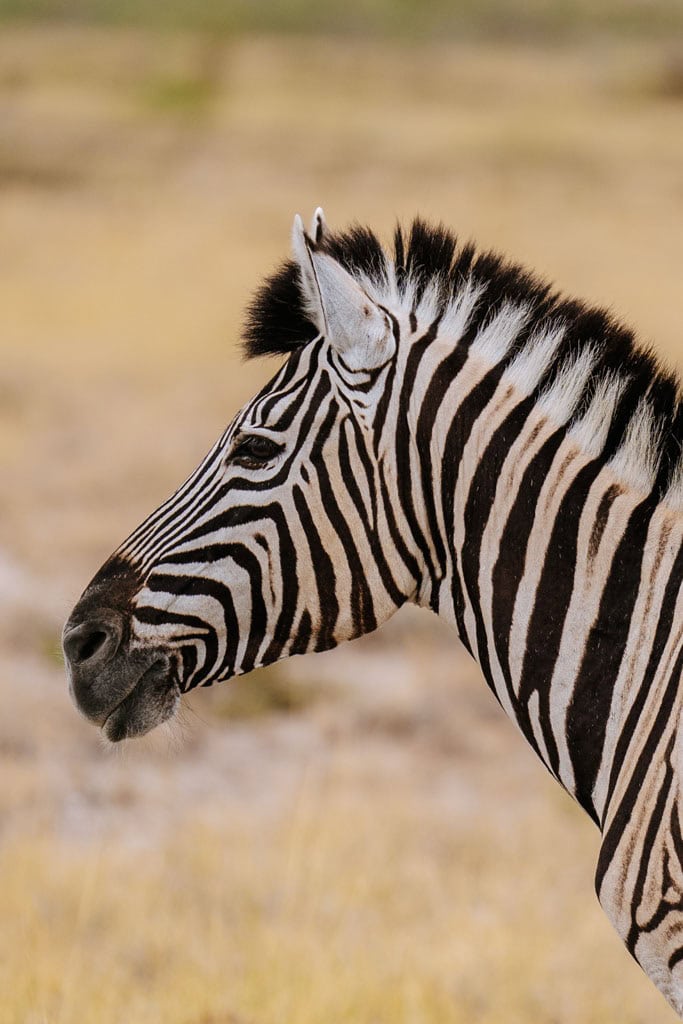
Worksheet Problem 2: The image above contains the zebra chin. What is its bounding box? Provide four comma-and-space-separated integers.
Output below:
101, 657, 181, 743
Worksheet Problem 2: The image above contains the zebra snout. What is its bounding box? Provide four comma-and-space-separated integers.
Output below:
63, 555, 181, 739
63, 599, 180, 739
63, 607, 130, 724
63, 612, 123, 672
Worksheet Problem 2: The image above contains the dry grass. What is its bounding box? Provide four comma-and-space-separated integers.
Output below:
1, 25, 682, 1023
0, 802, 666, 1024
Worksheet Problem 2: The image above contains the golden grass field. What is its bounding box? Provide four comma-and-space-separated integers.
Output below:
1, 22, 683, 1024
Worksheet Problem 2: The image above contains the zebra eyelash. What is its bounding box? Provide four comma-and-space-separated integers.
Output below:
228, 432, 285, 469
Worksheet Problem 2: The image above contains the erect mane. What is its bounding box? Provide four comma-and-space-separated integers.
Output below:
242, 218, 683, 498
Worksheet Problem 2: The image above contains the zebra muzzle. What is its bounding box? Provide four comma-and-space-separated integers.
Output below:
63, 607, 180, 741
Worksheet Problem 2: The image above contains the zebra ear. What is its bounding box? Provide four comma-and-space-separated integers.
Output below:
291, 213, 394, 371
310, 206, 328, 245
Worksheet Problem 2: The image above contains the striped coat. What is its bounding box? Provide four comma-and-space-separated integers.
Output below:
64, 210, 683, 1015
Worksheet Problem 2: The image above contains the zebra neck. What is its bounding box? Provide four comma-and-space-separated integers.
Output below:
421, 358, 683, 826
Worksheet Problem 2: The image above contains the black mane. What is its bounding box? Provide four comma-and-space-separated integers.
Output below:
242, 219, 682, 495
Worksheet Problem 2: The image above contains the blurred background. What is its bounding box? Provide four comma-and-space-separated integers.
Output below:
1, 2, 683, 1021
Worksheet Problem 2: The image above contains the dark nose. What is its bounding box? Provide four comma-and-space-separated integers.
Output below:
63, 612, 123, 672
63, 556, 145, 724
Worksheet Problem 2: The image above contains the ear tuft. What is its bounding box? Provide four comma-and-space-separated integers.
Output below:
311, 207, 328, 245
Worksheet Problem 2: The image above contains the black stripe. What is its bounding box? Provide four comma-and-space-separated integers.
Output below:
438, 360, 510, 647
392, 319, 442, 594
145, 573, 240, 683
414, 339, 471, 600
337, 415, 406, 608
596, 645, 683, 905
377, 457, 420, 589
290, 609, 313, 655
254, 506, 299, 665
514, 459, 605, 783
626, 731, 676, 952
490, 425, 567, 707
292, 483, 339, 650
567, 495, 659, 819
587, 484, 622, 563
461, 392, 538, 693
133, 605, 218, 690
600, 538, 683, 821
311, 399, 376, 635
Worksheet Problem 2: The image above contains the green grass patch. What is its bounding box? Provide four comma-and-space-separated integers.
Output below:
141, 73, 217, 114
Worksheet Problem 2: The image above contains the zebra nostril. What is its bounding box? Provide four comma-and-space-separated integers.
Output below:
74, 629, 107, 663
63, 616, 122, 670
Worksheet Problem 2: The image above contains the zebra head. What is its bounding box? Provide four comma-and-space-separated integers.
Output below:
63, 210, 416, 741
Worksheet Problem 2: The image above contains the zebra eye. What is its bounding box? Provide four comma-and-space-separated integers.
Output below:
231, 434, 283, 469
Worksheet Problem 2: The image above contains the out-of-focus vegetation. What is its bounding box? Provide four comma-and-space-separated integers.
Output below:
0, 785, 668, 1024
1, 12, 682, 1024
202, 663, 330, 720
3, 0, 683, 39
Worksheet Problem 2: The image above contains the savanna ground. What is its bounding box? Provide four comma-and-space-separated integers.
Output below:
1, 9, 683, 1023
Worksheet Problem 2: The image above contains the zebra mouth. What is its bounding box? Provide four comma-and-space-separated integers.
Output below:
102, 658, 181, 743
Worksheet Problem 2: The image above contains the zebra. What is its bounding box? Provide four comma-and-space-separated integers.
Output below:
63, 209, 683, 1015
